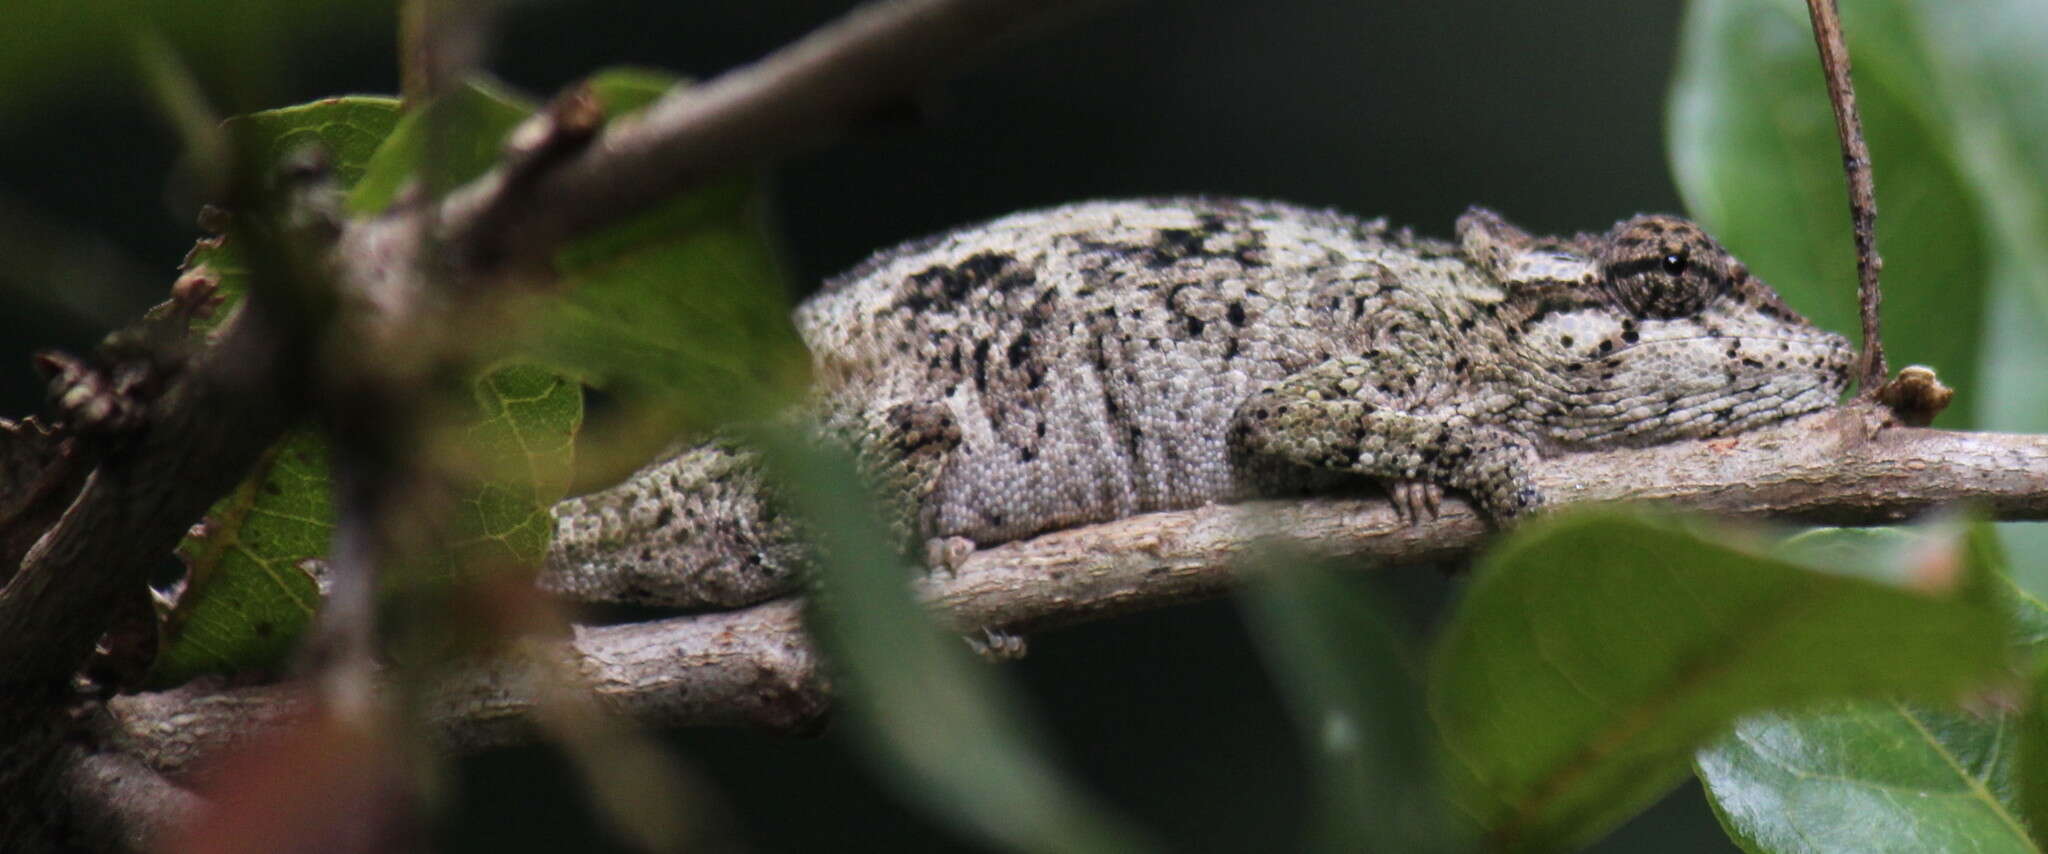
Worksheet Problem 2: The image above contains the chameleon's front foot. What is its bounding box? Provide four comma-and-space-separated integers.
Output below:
1388, 479, 1443, 524
1230, 362, 1543, 526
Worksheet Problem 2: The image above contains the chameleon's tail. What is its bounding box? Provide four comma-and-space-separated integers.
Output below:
541, 440, 804, 609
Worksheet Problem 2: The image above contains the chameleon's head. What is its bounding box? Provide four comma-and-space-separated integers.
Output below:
1595, 214, 1853, 438
1513, 214, 1854, 446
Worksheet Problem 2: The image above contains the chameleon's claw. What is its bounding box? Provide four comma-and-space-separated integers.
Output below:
1389, 479, 1443, 524
923, 535, 977, 578
966, 627, 1029, 661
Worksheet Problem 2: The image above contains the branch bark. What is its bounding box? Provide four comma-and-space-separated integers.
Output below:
98, 404, 2048, 793
0, 302, 305, 851
56, 748, 206, 854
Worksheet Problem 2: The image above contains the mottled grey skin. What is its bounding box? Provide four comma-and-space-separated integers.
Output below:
545, 198, 1852, 608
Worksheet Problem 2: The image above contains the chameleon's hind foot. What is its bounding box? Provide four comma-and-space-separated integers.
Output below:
966, 627, 1029, 661
1389, 479, 1443, 524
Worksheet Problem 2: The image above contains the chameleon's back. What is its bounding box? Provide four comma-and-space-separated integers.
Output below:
796, 197, 1492, 544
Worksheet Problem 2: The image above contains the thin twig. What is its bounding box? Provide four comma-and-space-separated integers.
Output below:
1805, 0, 1887, 392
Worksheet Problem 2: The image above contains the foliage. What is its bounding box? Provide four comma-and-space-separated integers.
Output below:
1693, 527, 2046, 853
153, 71, 805, 682
1672, 0, 2048, 850
5, 0, 2043, 849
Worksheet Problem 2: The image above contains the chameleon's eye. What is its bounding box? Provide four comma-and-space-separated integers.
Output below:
1597, 216, 1732, 319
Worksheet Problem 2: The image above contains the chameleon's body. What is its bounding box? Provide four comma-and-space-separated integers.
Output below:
545, 197, 1852, 607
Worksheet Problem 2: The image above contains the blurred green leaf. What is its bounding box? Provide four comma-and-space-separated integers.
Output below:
347, 80, 533, 214
2022, 661, 2048, 846
0, 0, 394, 112
156, 362, 582, 683
231, 95, 405, 187
1239, 559, 1470, 853
1670, 8, 2048, 845
762, 432, 1155, 854
390, 363, 584, 592
154, 95, 578, 681
1429, 511, 2010, 852
526, 69, 810, 434
1696, 525, 2044, 853
350, 71, 810, 440
1669, 0, 1995, 425
151, 97, 397, 683
167, 95, 401, 334
529, 206, 807, 430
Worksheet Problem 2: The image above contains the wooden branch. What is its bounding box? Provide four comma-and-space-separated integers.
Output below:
100, 601, 824, 776
56, 747, 206, 854
926, 404, 2048, 633
1804, 0, 1887, 392
100, 404, 2048, 778
0, 301, 306, 851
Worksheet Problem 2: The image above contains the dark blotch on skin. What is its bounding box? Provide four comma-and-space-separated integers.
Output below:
1008, 332, 1033, 369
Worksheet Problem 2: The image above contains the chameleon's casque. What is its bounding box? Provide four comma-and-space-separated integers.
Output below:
547, 198, 1852, 607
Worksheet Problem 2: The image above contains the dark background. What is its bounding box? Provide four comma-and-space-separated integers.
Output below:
0, 1, 1736, 850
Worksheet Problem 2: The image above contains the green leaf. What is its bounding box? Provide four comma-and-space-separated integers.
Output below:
154, 363, 582, 683
168, 96, 400, 332
1673, 2, 2048, 843
152, 96, 398, 683
525, 69, 810, 433
402, 362, 584, 586
154, 430, 334, 683
1239, 559, 1470, 853
1696, 525, 2044, 854
2022, 660, 2048, 845
1669, 0, 1996, 425
1429, 511, 2011, 852
1701, 702, 2040, 854
0, 1, 392, 112
347, 80, 533, 214
526, 207, 808, 430
348, 71, 810, 439
760, 432, 1156, 854
153, 95, 581, 680
232, 95, 404, 190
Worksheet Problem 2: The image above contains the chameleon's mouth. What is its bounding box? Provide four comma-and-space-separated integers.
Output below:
1550, 374, 1842, 447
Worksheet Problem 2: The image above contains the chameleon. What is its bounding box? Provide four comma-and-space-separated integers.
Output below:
542, 197, 1853, 609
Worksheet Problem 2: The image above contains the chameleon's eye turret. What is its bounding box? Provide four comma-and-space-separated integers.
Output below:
1598, 215, 1733, 318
